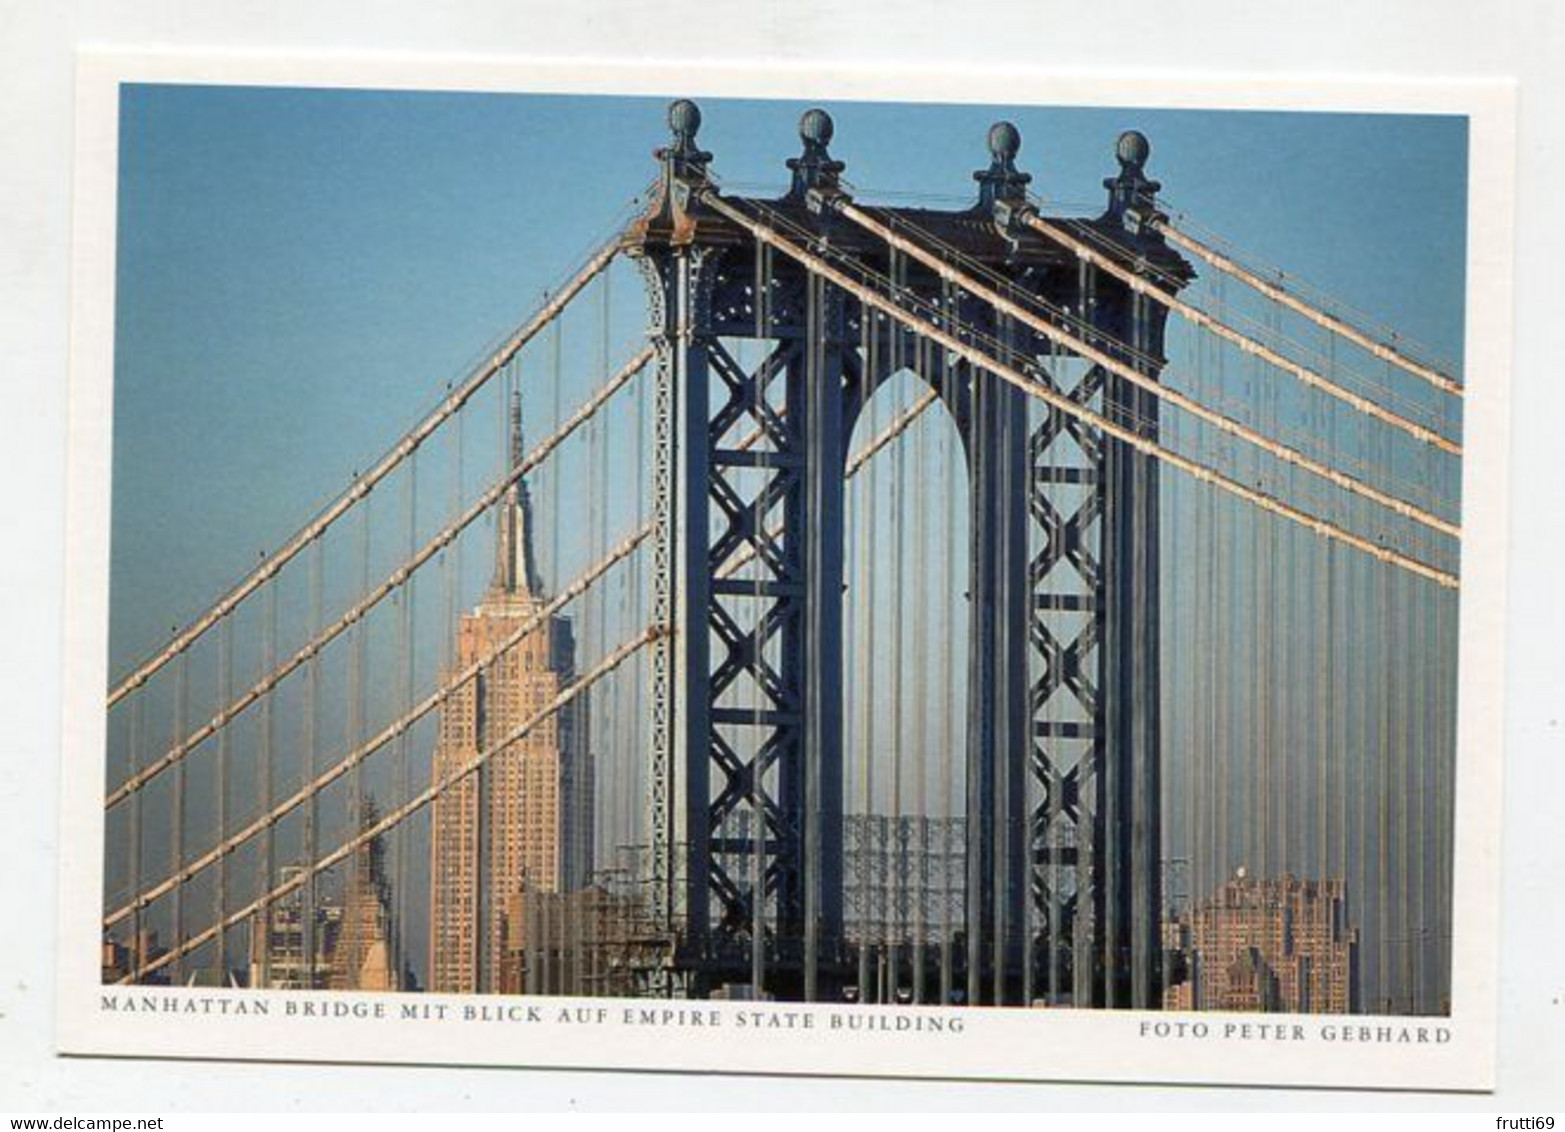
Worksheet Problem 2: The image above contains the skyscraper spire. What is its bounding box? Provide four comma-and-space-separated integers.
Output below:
510, 383, 524, 470
433, 388, 590, 996
495, 388, 544, 598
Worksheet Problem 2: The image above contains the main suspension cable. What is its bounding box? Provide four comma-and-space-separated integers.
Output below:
836, 201, 1458, 536
106, 238, 624, 708
701, 189, 1457, 590
121, 623, 666, 983
105, 347, 653, 810
103, 524, 653, 932
1016, 210, 1460, 452
1150, 214, 1462, 397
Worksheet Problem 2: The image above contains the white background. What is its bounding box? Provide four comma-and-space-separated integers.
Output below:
2, 0, 1560, 1112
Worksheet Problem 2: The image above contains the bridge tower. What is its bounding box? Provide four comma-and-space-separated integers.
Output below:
625, 102, 1191, 1007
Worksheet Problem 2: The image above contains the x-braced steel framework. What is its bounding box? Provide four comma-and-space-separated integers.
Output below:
626, 101, 1190, 1007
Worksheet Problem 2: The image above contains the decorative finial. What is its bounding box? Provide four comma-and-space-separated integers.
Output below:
974, 120, 1031, 210
669, 99, 702, 147
1103, 128, 1162, 229
989, 121, 1021, 163
658, 98, 712, 182
800, 107, 834, 148
787, 107, 845, 200
1115, 129, 1150, 172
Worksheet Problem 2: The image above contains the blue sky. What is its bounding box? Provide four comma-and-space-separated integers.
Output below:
110, 85, 1468, 674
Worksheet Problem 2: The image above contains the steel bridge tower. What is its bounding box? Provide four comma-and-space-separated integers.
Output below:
626, 101, 1190, 1007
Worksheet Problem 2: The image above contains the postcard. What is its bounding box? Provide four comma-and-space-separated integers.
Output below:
56, 49, 1515, 1090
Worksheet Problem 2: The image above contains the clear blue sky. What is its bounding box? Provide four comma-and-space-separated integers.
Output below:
109, 85, 1467, 675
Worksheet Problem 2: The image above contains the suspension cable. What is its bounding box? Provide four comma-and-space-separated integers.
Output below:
806, 198, 1450, 512
1061, 215, 1443, 427
1151, 216, 1462, 396
105, 347, 653, 810
106, 238, 623, 708
836, 201, 1458, 537
121, 623, 666, 983
701, 189, 1457, 590
103, 523, 651, 932
755, 194, 1451, 518
1016, 211, 1460, 452
848, 389, 941, 477
717, 388, 940, 582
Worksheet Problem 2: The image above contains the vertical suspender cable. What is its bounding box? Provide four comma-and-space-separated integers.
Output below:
349, 497, 369, 986
259, 582, 276, 987
593, 273, 613, 990
549, 315, 565, 603
889, 349, 907, 998
940, 293, 957, 1005
216, 617, 231, 977
395, 447, 418, 989
127, 694, 144, 976
857, 303, 880, 999
912, 339, 931, 1005
171, 652, 188, 984
1249, 310, 1267, 885
630, 272, 650, 888
746, 330, 765, 997
305, 537, 323, 986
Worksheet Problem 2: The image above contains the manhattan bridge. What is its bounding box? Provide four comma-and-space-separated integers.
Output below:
101, 101, 1462, 1015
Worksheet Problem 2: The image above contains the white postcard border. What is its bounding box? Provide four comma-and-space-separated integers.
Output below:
56, 48, 1517, 1091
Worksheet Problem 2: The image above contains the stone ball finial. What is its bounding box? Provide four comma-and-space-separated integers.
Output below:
988, 121, 1022, 163
799, 108, 835, 147
668, 99, 702, 142
1116, 129, 1150, 169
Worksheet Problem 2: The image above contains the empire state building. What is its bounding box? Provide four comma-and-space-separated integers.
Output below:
428, 394, 592, 994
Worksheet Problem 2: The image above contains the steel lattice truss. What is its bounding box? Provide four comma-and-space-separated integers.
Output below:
625, 102, 1186, 1003
704, 331, 806, 941
1029, 358, 1107, 1004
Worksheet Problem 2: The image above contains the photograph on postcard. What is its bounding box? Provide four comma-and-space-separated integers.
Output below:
63, 65, 1505, 1087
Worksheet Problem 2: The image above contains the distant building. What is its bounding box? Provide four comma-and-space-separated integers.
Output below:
101, 930, 170, 985
326, 802, 400, 992
1162, 977, 1194, 1011
1162, 868, 1358, 1013
247, 868, 341, 989
248, 804, 404, 992
428, 395, 592, 994
496, 883, 646, 997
